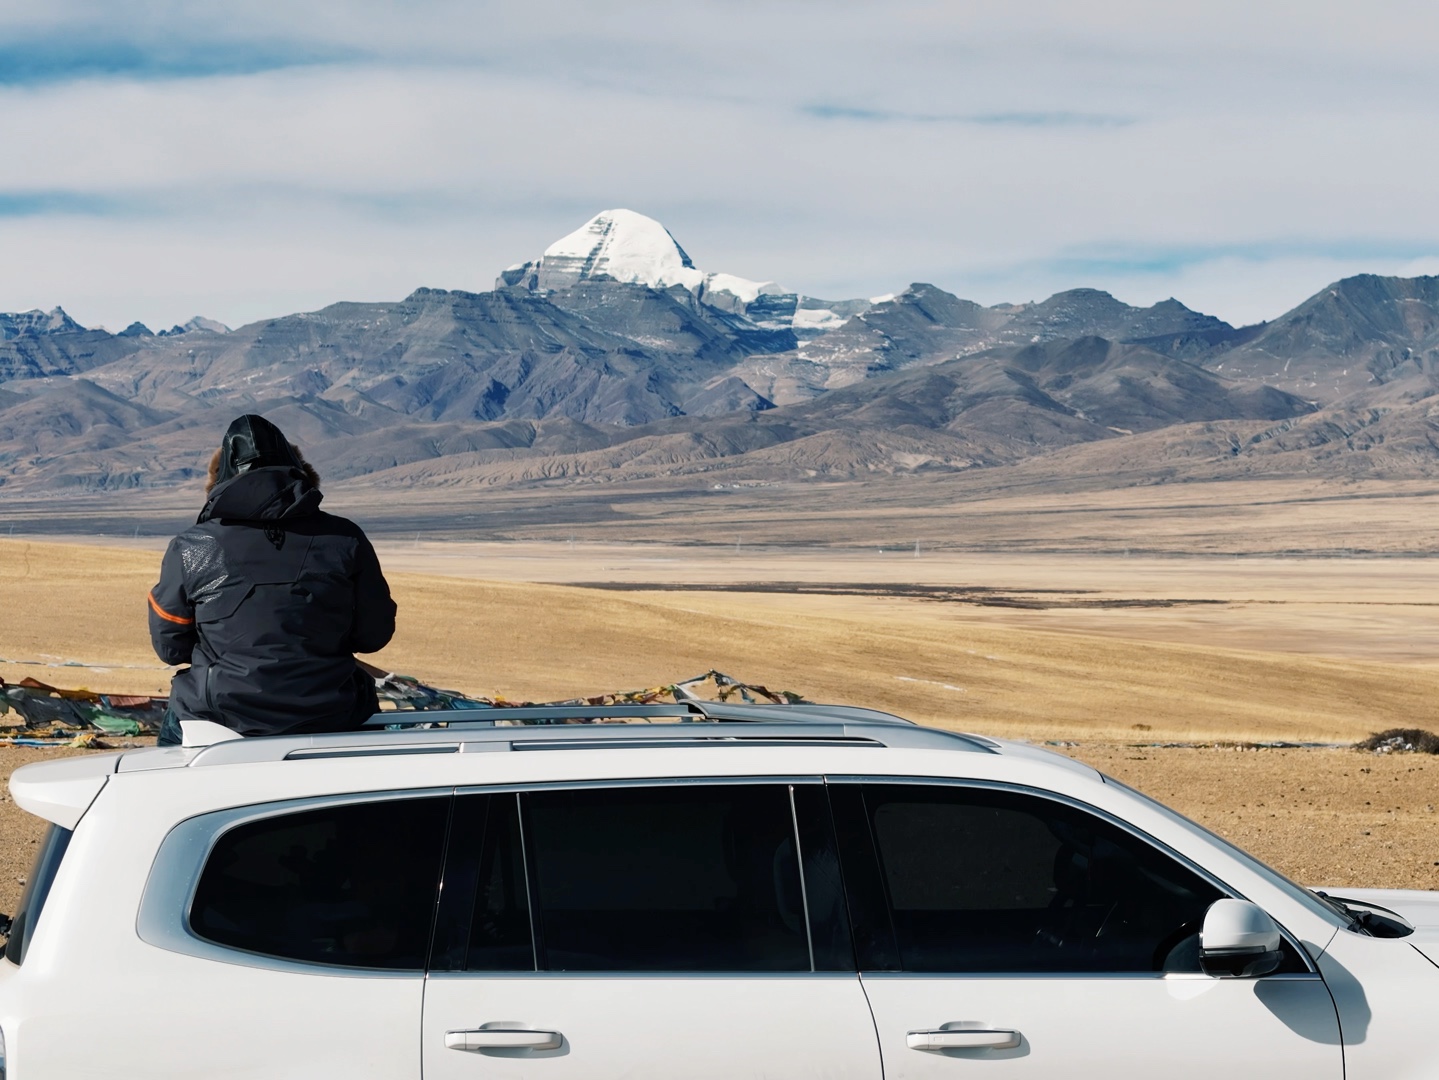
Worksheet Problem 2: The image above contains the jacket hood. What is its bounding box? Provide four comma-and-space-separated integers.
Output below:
214, 414, 302, 486
201, 466, 322, 523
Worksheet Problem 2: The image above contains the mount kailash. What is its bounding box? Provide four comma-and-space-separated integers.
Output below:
4, 209, 1439, 494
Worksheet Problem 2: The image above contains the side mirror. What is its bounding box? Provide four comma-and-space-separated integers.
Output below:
1200, 899, 1284, 978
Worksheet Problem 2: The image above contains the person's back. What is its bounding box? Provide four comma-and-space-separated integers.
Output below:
148, 415, 396, 743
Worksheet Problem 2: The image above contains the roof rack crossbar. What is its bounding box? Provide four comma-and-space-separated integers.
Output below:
361, 700, 917, 730
363, 704, 696, 728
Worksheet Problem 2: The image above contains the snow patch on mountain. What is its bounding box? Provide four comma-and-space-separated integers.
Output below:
497, 209, 871, 340
499, 209, 782, 306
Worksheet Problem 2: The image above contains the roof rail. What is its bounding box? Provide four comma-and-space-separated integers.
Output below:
360, 703, 695, 728
180, 703, 996, 767
357, 698, 918, 730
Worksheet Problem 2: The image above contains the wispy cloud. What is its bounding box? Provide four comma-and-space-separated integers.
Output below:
0, 38, 364, 85
1044, 239, 1439, 279
0, 191, 141, 217
968, 111, 1135, 128
801, 104, 1135, 127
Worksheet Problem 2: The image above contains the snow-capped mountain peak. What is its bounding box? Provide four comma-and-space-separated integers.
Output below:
499, 209, 782, 305
496, 209, 874, 339
544, 208, 702, 290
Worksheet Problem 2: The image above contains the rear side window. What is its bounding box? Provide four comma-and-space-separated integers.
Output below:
4, 825, 72, 966
189, 796, 449, 970
523, 784, 811, 972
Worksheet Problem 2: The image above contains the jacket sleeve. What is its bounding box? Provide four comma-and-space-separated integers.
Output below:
148, 540, 197, 665
350, 533, 397, 654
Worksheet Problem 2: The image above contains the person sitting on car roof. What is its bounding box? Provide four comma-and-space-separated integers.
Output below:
147, 414, 396, 745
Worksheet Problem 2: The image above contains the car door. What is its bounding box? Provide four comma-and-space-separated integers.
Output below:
830, 781, 1344, 1080
420, 780, 881, 1080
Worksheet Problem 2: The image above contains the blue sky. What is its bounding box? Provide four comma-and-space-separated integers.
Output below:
2, 0, 1438, 330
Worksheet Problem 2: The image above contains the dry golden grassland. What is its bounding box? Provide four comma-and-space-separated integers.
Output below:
3, 534, 1439, 916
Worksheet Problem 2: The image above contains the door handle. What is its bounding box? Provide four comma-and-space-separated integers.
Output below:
907, 1028, 1021, 1051
446, 1029, 563, 1051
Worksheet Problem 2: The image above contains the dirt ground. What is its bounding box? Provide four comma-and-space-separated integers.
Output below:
8, 538, 1439, 743
3, 535, 1439, 920
1073, 744, 1439, 893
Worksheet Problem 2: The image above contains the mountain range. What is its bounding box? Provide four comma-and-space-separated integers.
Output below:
4, 209, 1439, 496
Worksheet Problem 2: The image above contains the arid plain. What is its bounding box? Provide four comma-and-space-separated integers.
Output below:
4, 477, 1439, 915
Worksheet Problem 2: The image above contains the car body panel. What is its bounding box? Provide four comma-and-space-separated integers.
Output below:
1316, 930, 1439, 1079
861, 972, 1342, 1079
4, 769, 424, 1079
421, 974, 881, 1080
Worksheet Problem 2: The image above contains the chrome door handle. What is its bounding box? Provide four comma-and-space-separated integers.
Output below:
907, 1028, 1021, 1051
446, 1029, 563, 1051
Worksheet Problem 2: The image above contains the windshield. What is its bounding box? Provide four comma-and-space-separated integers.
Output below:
1101, 775, 1347, 928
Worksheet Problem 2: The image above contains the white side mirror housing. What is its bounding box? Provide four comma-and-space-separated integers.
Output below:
1199, 898, 1284, 978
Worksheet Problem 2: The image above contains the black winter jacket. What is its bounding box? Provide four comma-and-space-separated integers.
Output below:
148, 467, 396, 737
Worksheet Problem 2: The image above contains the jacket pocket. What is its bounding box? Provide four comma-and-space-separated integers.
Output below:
199, 583, 254, 622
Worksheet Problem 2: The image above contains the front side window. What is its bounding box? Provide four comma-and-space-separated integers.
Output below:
189, 796, 450, 970
522, 784, 811, 972
841, 783, 1225, 973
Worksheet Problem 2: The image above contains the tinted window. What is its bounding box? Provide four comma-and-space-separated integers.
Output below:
466, 793, 533, 971
523, 784, 810, 972
190, 796, 449, 970
4, 824, 72, 966
792, 784, 856, 971
859, 784, 1224, 973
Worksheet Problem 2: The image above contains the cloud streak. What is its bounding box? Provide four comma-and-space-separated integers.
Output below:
0, 38, 363, 86
802, 105, 1135, 127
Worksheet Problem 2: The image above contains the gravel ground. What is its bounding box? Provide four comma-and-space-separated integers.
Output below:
2, 740, 1436, 922
1, 744, 97, 918
1069, 743, 1439, 892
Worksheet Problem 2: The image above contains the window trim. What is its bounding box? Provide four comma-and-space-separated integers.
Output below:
137, 788, 453, 978
453, 775, 825, 797
825, 776, 1319, 977
788, 785, 817, 972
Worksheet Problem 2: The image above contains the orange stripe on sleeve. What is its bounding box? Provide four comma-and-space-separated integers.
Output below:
148, 590, 195, 626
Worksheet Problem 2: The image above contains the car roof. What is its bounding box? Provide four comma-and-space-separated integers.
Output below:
9, 699, 1098, 828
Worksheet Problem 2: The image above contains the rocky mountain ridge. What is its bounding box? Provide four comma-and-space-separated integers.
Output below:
3, 211, 1439, 495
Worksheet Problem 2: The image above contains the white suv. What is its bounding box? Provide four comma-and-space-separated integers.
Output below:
2, 700, 1436, 1079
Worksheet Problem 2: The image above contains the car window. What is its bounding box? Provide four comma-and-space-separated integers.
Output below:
1100, 774, 1349, 929
521, 784, 811, 972
465, 792, 534, 971
791, 783, 857, 971
849, 783, 1226, 973
189, 796, 450, 970
3, 824, 72, 966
